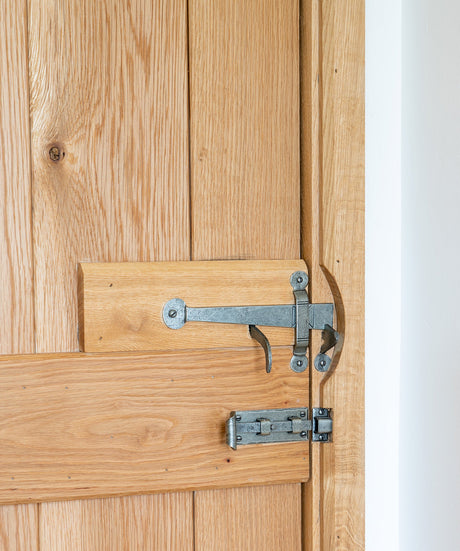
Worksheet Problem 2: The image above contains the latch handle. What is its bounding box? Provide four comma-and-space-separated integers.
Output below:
249, 325, 272, 373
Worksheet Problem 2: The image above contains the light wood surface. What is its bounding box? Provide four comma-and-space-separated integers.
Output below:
0, 0, 34, 357
300, 1, 365, 549
27, 0, 192, 545
0, 505, 38, 551
0, 348, 308, 504
0, 1, 38, 546
29, 0, 190, 354
0, 0, 365, 546
320, 2, 365, 549
189, 0, 300, 261
40, 494, 193, 551
79, 259, 306, 352
299, 2, 330, 549
195, 484, 301, 551
189, 1, 302, 548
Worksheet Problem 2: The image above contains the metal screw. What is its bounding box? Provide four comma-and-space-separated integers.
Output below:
300, 431, 307, 438
236, 435, 242, 442
296, 359, 303, 367
300, 411, 306, 417
319, 434, 327, 441
235, 415, 241, 421
168, 309, 177, 318
318, 409, 324, 415
296, 276, 303, 283
320, 359, 326, 368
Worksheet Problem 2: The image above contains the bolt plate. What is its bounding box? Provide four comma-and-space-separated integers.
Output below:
227, 407, 310, 449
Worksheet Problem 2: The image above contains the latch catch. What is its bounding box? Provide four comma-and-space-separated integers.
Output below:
163, 271, 338, 373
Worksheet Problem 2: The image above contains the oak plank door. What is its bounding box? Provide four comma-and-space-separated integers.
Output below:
0, 1, 364, 550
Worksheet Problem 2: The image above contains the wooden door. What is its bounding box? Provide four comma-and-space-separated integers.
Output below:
0, 1, 364, 549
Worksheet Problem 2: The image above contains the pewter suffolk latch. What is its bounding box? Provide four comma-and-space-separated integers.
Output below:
226, 407, 333, 449
162, 271, 339, 373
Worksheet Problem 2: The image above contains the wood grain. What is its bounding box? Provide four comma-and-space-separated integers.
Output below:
300, 1, 365, 549
0, 348, 308, 505
0, 1, 38, 547
189, 1, 302, 548
300, 2, 338, 549
0, 1, 34, 357
40, 494, 193, 551
28, 0, 191, 545
189, 0, 300, 261
0, 504, 38, 551
195, 484, 302, 551
320, 2, 365, 549
79, 259, 306, 352
28, 0, 190, 353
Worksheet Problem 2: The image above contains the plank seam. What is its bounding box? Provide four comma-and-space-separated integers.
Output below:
186, 0, 193, 263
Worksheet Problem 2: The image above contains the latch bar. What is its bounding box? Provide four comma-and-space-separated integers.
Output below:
186, 304, 295, 328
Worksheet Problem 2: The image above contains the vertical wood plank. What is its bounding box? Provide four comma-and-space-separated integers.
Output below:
195, 485, 301, 551
40, 494, 194, 551
29, 0, 190, 353
189, 1, 301, 549
299, 1, 329, 549
0, 1, 38, 547
28, 0, 192, 548
320, 1, 365, 548
300, 1, 365, 549
0, 1, 34, 357
189, 0, 300, 261
0, 505, 38, 551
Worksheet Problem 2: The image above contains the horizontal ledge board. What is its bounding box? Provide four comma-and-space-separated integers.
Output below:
0, 348, 308, 504
78, 259, 307, 353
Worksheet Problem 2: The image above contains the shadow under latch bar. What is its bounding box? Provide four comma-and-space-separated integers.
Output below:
162, 271, 338, 374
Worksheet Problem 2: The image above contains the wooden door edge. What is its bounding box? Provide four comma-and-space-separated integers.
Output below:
300, 2, 365, 550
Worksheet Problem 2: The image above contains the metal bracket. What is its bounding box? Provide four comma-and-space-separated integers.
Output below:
226, 407, 333, 449
162, 271, 338, 373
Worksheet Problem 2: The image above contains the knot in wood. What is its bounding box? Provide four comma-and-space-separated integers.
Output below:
49, 146, 63, 162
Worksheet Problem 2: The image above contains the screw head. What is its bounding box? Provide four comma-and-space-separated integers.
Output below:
291, 355, 308, 372
300, 431, 307, 438
235, 415, 241, 421
300, 411, 306, 417
314, 353, 331, 372
290, 271, 308, 290
236, 435, 242, 442
168, 309, 177, 318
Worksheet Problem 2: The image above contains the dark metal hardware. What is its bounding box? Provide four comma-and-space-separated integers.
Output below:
162, 271, 337, 373
226, 407, 333, 449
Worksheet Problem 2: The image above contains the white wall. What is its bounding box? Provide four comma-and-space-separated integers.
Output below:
367, 1, 460, 550
400, 2, 460, 550
366, 2, 401, 550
